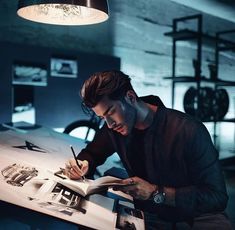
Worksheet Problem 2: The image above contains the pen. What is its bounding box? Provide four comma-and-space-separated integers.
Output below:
70, 145, 86, 181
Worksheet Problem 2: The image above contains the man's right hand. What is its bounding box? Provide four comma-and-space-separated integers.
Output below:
64, 158, 89, 180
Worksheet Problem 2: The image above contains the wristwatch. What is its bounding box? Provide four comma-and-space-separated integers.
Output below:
151, 186, 166, 204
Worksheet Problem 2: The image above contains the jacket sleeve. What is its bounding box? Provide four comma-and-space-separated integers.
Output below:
77, 125, 116, 176
175, 122, 228, 218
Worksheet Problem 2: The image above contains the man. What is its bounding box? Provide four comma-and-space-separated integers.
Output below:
65, 70, 232, 229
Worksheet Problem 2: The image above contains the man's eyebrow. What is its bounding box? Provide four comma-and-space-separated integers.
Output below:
102, 105, 114, 117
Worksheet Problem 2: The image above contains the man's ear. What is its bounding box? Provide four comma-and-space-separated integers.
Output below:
125, 90, 136, 104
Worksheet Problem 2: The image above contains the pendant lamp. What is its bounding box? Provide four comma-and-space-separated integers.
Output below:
17, 0, 109, 25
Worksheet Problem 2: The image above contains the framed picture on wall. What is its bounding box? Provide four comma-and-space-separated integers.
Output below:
12, 62, 47, 87
50, 57, 78, 78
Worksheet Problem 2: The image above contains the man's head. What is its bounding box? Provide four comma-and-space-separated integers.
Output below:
81, 70, 138, 135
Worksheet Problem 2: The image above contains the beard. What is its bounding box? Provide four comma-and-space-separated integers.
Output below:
121, 100, 137, 136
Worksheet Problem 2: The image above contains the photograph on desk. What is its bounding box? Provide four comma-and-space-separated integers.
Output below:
28, 179, 86, 216
116, 203, 144, 230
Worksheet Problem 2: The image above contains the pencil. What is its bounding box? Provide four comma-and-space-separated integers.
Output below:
70, 145, 86, 181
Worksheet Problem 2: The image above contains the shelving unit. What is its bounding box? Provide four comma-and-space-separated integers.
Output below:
214, 30, 235, 157
164, 14, 203, 119
164, 15, 235, 152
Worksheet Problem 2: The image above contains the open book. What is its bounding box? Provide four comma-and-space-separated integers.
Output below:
56, 176, 125, 197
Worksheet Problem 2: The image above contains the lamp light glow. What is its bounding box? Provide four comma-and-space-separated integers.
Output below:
17, 0, 109, 25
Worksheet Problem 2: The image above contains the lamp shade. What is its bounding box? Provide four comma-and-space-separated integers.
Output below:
17, 0, 109, 25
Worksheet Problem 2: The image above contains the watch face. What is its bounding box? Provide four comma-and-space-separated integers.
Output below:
153, 192, 165, 204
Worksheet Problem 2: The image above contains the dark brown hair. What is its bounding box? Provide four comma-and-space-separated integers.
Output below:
81, 70, 135, 109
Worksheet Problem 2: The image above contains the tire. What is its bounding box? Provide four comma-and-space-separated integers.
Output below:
63, 120, 100, 142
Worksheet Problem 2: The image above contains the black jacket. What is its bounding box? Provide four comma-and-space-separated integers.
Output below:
78, 95, 228, 222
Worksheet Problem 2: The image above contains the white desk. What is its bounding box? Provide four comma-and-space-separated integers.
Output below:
0, 123, 145, 230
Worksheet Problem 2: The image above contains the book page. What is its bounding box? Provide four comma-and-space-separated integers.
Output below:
92, 176, 122, 186
87, 176, 123, 195
56, 175, 122, 196
58, 179, 91, 197
52, 167, 123, 196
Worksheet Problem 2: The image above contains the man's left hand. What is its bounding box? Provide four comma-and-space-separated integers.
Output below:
113, 176, 156, 200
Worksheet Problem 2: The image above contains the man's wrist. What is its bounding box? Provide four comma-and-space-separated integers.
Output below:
149, 185, 176, 206
163, 186, 176, 206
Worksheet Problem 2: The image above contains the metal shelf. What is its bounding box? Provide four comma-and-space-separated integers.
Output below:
163, 76, 200, 82
220, 118, 235, 122
218, 45, 235, 52
165, 29, 235, 50
164, 76, 235, 86
215, 80, 235, 87
164, 29, 200, 41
